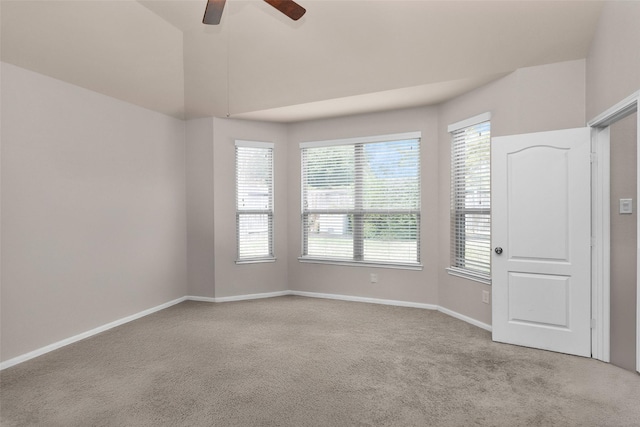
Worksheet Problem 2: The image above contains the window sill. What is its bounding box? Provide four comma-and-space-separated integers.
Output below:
446, 267, 491, 285
298, 257, 423, 271
235, 257, 276, 265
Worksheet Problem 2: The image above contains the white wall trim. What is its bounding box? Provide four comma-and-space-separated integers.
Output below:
290, 290, 491, 331
289, 290, 438, 310
2, 291, 493, 370
235, 140, 274, 149
185, 295, 217, 303
588, 91, 639, 128
0, 296, 188, 371
445, 267, 492, 285
209, 290, 290, 303
185, 291, 290, 303
447, 112, 492, 133
298, 257, 423, 271
437, 306, 492, 332
591, 126, 611, 363
299, 131, 421, 149
588, 90, 639, 373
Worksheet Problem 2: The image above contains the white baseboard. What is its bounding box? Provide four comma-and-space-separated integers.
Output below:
437, 306, 492, 332
185, 295, 217, 303
289, 290, 438, 310
289, 290, 491, 331
0, 296, 187, 371
185, 291, 290, 304
2, 290, 491, 370
210, 290, 290, 303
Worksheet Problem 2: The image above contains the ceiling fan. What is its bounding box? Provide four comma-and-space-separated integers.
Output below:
203, 0, 306, 25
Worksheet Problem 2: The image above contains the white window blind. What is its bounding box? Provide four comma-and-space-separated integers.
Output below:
300, 133, 421, 266
236, 141, 274, 262
450, 118, 491, 281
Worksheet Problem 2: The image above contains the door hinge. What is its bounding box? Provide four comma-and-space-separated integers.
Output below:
591, 237, 596, 247
591, 318, 597, 329
590, 152, 597, 164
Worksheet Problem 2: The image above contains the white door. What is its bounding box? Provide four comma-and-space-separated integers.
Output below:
492, 128, 591, 357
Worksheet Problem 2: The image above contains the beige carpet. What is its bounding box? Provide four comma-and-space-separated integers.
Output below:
1, 296, 639, 426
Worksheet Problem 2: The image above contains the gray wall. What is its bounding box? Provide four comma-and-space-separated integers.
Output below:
186, 118, 215, 298
437, 60, 587, 325
1, 62, 187, 362
609, 112, 637, 372
196, 60, 587, 321
287, 107, 440, 305
212, 117, 289, 298
185, 117, 289, 300
586, 1, 640, 120
586, 0, 640, 373
4, 1, 639, 364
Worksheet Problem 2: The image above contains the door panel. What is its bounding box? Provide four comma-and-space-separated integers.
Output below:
492, 128, 591, 357
508, 272, 569, 328
508, 147, 570, 261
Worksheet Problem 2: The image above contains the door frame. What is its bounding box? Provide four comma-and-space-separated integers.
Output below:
588, 90, 640, 372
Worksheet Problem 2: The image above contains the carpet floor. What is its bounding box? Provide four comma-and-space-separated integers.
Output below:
1, 296, 639, 426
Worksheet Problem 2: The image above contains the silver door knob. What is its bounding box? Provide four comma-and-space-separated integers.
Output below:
495, 247, 503, 255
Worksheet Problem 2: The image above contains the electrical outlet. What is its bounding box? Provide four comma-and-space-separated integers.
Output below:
482, 290, 490, 304
370, 273, 378, 284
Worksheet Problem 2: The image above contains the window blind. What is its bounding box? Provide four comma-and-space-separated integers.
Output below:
450, 120, 491, 279
300, 134, 420, 266
236, 141, 274, 262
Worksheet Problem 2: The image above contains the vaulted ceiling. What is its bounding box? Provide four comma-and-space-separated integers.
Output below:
1, 0, 603, 122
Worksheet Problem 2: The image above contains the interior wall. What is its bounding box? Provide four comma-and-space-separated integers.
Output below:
287, 106, 440, 305
4, 0, 638, 364
586, 0, 640, 373
609, 112, 637, 372
586, 1, 640, 120
0, 63, 187, 362
437, 60, 587, 325
186, 118, 215, 298
211, 117, 289, 298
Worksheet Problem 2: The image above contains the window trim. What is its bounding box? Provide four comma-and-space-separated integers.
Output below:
299, 132, 422, 268
448, 113, 492, 284
445, 266, 492, 285
300, 131, 422, 149
235, 140, 276, 264
447, 112, 491, 133
298, 257, 423, 271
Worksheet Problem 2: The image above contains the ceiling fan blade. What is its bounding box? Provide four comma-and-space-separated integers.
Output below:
263, 0, 306, 21
203, 0, 226, 25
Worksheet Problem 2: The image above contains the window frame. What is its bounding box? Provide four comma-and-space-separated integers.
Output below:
235, 140, 276, 264
447, 113, 492, 284
299, 132, 422, 270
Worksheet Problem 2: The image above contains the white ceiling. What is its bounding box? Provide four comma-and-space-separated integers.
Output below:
1, 0, 604, 122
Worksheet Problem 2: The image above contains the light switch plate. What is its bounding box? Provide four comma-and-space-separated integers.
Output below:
620, 198, 633, 214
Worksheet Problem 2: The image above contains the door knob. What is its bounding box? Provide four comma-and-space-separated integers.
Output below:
495, 247, 503, 255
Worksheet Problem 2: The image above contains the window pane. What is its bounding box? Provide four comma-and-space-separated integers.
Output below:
450, 121, 491, 277
363, 140, 420, 210
303, 145, 354, 211
363, 213, 419, 263
301, 135, 421, 265
237, 147, 273, 211
304, 213, 354, 260
238, 214, 272, 259
236, 143, 273, 261
452, 212, 490, 274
